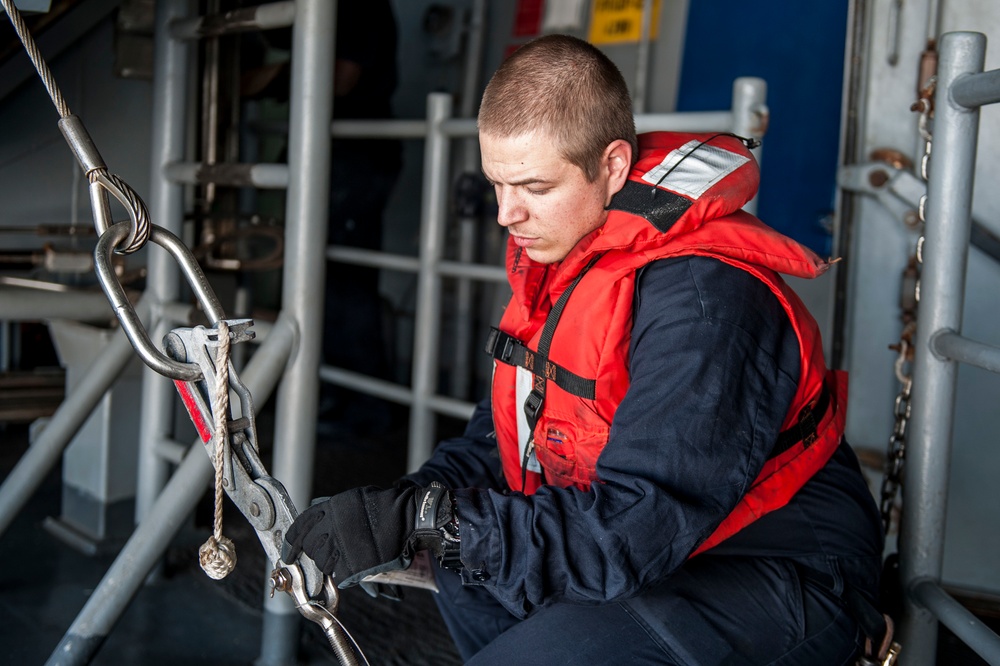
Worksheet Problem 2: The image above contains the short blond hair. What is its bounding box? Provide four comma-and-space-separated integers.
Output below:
478, 34, 637, 182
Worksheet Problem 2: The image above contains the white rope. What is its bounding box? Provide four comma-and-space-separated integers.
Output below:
199, 321, 237, 580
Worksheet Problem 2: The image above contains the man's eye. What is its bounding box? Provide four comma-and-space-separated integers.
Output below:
528, 187, 550, 195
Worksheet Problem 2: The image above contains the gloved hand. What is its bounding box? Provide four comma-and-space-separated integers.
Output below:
283, 483, 460, 588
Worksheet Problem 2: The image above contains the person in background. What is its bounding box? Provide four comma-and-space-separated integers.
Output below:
319, 0, 402, 434
245, 2, 402, 434
286, 34, 883, 665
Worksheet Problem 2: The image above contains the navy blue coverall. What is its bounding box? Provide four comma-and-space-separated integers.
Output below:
405, 255, 883, 665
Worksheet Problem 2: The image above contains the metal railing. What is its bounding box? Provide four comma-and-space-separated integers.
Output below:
899, 30, 1000, 666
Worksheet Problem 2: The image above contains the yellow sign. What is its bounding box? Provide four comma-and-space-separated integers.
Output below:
588, 0, 662, 45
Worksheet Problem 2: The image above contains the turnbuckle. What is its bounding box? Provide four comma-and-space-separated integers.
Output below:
163, 323, 323, 594
92, 217, 342, 626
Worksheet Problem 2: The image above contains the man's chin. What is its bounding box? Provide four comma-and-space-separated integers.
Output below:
524, 247, 562, 264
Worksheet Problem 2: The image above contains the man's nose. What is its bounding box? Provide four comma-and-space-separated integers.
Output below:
496, 191, 528, 227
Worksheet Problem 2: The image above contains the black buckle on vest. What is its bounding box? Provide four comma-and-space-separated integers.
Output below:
523, 389, 544, 427
485, 327, 516, 363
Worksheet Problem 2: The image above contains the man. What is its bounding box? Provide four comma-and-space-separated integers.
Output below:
286, 35, 882, 665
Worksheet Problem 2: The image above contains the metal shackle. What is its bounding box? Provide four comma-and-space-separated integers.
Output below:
94, 220, 228, 381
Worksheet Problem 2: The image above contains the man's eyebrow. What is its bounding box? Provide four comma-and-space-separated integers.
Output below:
481, 172, 554, 187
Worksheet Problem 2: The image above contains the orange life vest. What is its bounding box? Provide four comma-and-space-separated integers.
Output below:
487, 132, 848, 554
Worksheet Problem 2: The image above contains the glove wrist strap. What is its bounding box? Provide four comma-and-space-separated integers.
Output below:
416, 483, 464, 573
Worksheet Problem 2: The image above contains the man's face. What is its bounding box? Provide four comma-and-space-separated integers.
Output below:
480, 131, 621, 264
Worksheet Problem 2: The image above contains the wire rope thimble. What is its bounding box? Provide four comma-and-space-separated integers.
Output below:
199, 534, 238, 580
57, 114, 151, 255
90, 170, 152, 255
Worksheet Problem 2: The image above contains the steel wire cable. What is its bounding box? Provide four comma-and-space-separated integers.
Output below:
0, 0, 71, 118
2, 0, 151, 254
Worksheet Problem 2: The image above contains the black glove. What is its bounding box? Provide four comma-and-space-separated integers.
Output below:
283, 483, 461, 588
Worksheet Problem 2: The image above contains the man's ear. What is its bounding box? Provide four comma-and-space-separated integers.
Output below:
603, 139, 633, 200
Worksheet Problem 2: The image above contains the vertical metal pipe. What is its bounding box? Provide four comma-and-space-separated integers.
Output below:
136, 0, 191, 526
451, 0, 487, 400
0, 317, 138, 538
201, 0, 221, 209
231, 282, 252, 369
0, 320, 9, 372
407, 93, 453, 472
258, 0, 336, 663
925, 0, 943, 46
452, 213, 477, 400
730, 76, 767, 215
458, 0, 486, 122
44, 320, 295, 666
633, 0, 654, 114
830, 0, 869, 370
898, 31, 985, 662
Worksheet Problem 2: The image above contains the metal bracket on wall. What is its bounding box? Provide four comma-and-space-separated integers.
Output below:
839, 161, 1000, 264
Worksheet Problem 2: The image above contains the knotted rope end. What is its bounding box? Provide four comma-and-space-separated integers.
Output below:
199, 534, 237, 580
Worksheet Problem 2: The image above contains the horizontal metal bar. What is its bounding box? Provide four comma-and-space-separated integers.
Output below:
330, 119, 430, 139
426, 393, 477, 421
636, 111, 734, 132
952, 68, 1000, 109
256, 110, 739, 141
438, 259, 506, 282
164, 162, 289, 188
318, 365, 476, 421
319, 365, 413, 405
327, 245, 419, 272
932, 330, 1000, 373
170, 1, 294, 40
912, 580, 1000, 664
0, 284, 117, 322
153, 437, 188, 465
331, 118, 479, 140
326, 245, 506, 282
970, 221, 1000, 265
440, 118, 480, 138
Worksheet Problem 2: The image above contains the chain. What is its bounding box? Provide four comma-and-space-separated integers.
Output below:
880, 325, 914, 535
880, 80, 936, 536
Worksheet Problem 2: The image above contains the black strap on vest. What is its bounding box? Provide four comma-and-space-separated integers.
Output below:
484, 328, 597, 400
770, 382, 831, 458
486, 253, 605, 435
